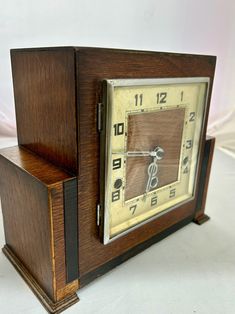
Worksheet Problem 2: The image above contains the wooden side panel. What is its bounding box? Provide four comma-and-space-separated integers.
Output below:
0, 146, 79, 302
76, 48, 216, 277
0, 155, 54, 299
11, 48, 77, 174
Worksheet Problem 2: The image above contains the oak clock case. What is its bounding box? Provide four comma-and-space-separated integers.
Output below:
100, 78, 209, 244
0, 47, 216, 314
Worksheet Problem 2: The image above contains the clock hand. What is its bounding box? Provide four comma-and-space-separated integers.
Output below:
114, 146, 164, 196
146, 162, 158, 193
113, 148, 164, 159
145, 147, 164, 194
126, 151, 159, 157
112, 151, 156, 157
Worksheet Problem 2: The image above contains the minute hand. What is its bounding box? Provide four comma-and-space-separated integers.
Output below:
112, 151, 158, 157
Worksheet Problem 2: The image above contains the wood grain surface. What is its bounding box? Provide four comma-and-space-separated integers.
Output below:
0, 152, 54, 299
0, 146, 78, 302
11, 48, 77, 174
75, 47, 216, 277
125, 108, 185, 200
0, 146, 72, 185
2, 245, 79, 313
9, 47, 216, 288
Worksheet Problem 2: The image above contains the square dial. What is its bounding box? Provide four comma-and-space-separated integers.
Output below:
101, 78, 209, 244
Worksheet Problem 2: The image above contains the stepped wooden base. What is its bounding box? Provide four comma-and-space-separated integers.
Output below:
193, 214, 210, 225
2, 245, 79, 314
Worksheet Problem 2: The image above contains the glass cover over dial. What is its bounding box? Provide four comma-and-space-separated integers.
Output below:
101, 78, 209, 244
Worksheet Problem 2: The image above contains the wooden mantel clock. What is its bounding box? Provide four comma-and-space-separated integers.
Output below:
0, 47, 216, 313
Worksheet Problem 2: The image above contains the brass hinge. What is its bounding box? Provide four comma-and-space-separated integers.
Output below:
96, 204, 101, 226
97, 103, 103, 132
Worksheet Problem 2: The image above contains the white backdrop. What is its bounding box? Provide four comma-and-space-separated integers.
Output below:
0, 0, 235, 152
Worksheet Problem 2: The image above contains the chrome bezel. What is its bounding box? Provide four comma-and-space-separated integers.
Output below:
101, 77, 210, 244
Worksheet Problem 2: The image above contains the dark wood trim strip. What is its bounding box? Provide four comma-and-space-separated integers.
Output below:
63, 179, 78, 283
195, 137, 212, 212
80, 214, 193, 287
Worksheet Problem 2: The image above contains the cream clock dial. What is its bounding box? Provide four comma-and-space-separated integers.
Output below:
101, 77, 209, 244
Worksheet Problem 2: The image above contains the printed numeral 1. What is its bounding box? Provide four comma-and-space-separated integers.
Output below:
181, 91, 184, 102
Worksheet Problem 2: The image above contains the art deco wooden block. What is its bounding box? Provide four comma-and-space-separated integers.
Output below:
0, 47, 216, 313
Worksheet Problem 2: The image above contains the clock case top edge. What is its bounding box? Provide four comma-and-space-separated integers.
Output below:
10, 46, 216, 60
104, 77, 210, 87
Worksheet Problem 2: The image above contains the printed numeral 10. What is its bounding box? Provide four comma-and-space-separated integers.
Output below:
113, 123, 124, 136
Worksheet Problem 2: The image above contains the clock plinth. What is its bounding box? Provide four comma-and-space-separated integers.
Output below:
194, 214, 210, 225
2, 245, 79, 314
0, 47, 216, 313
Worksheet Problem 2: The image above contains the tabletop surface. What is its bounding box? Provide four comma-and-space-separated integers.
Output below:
0, 137, 234, 314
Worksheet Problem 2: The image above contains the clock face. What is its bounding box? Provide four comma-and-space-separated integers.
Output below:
101, 78, 209, 244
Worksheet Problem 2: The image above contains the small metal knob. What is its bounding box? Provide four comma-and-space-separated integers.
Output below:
114, 178, 123, 189
154, 147, 165, 160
